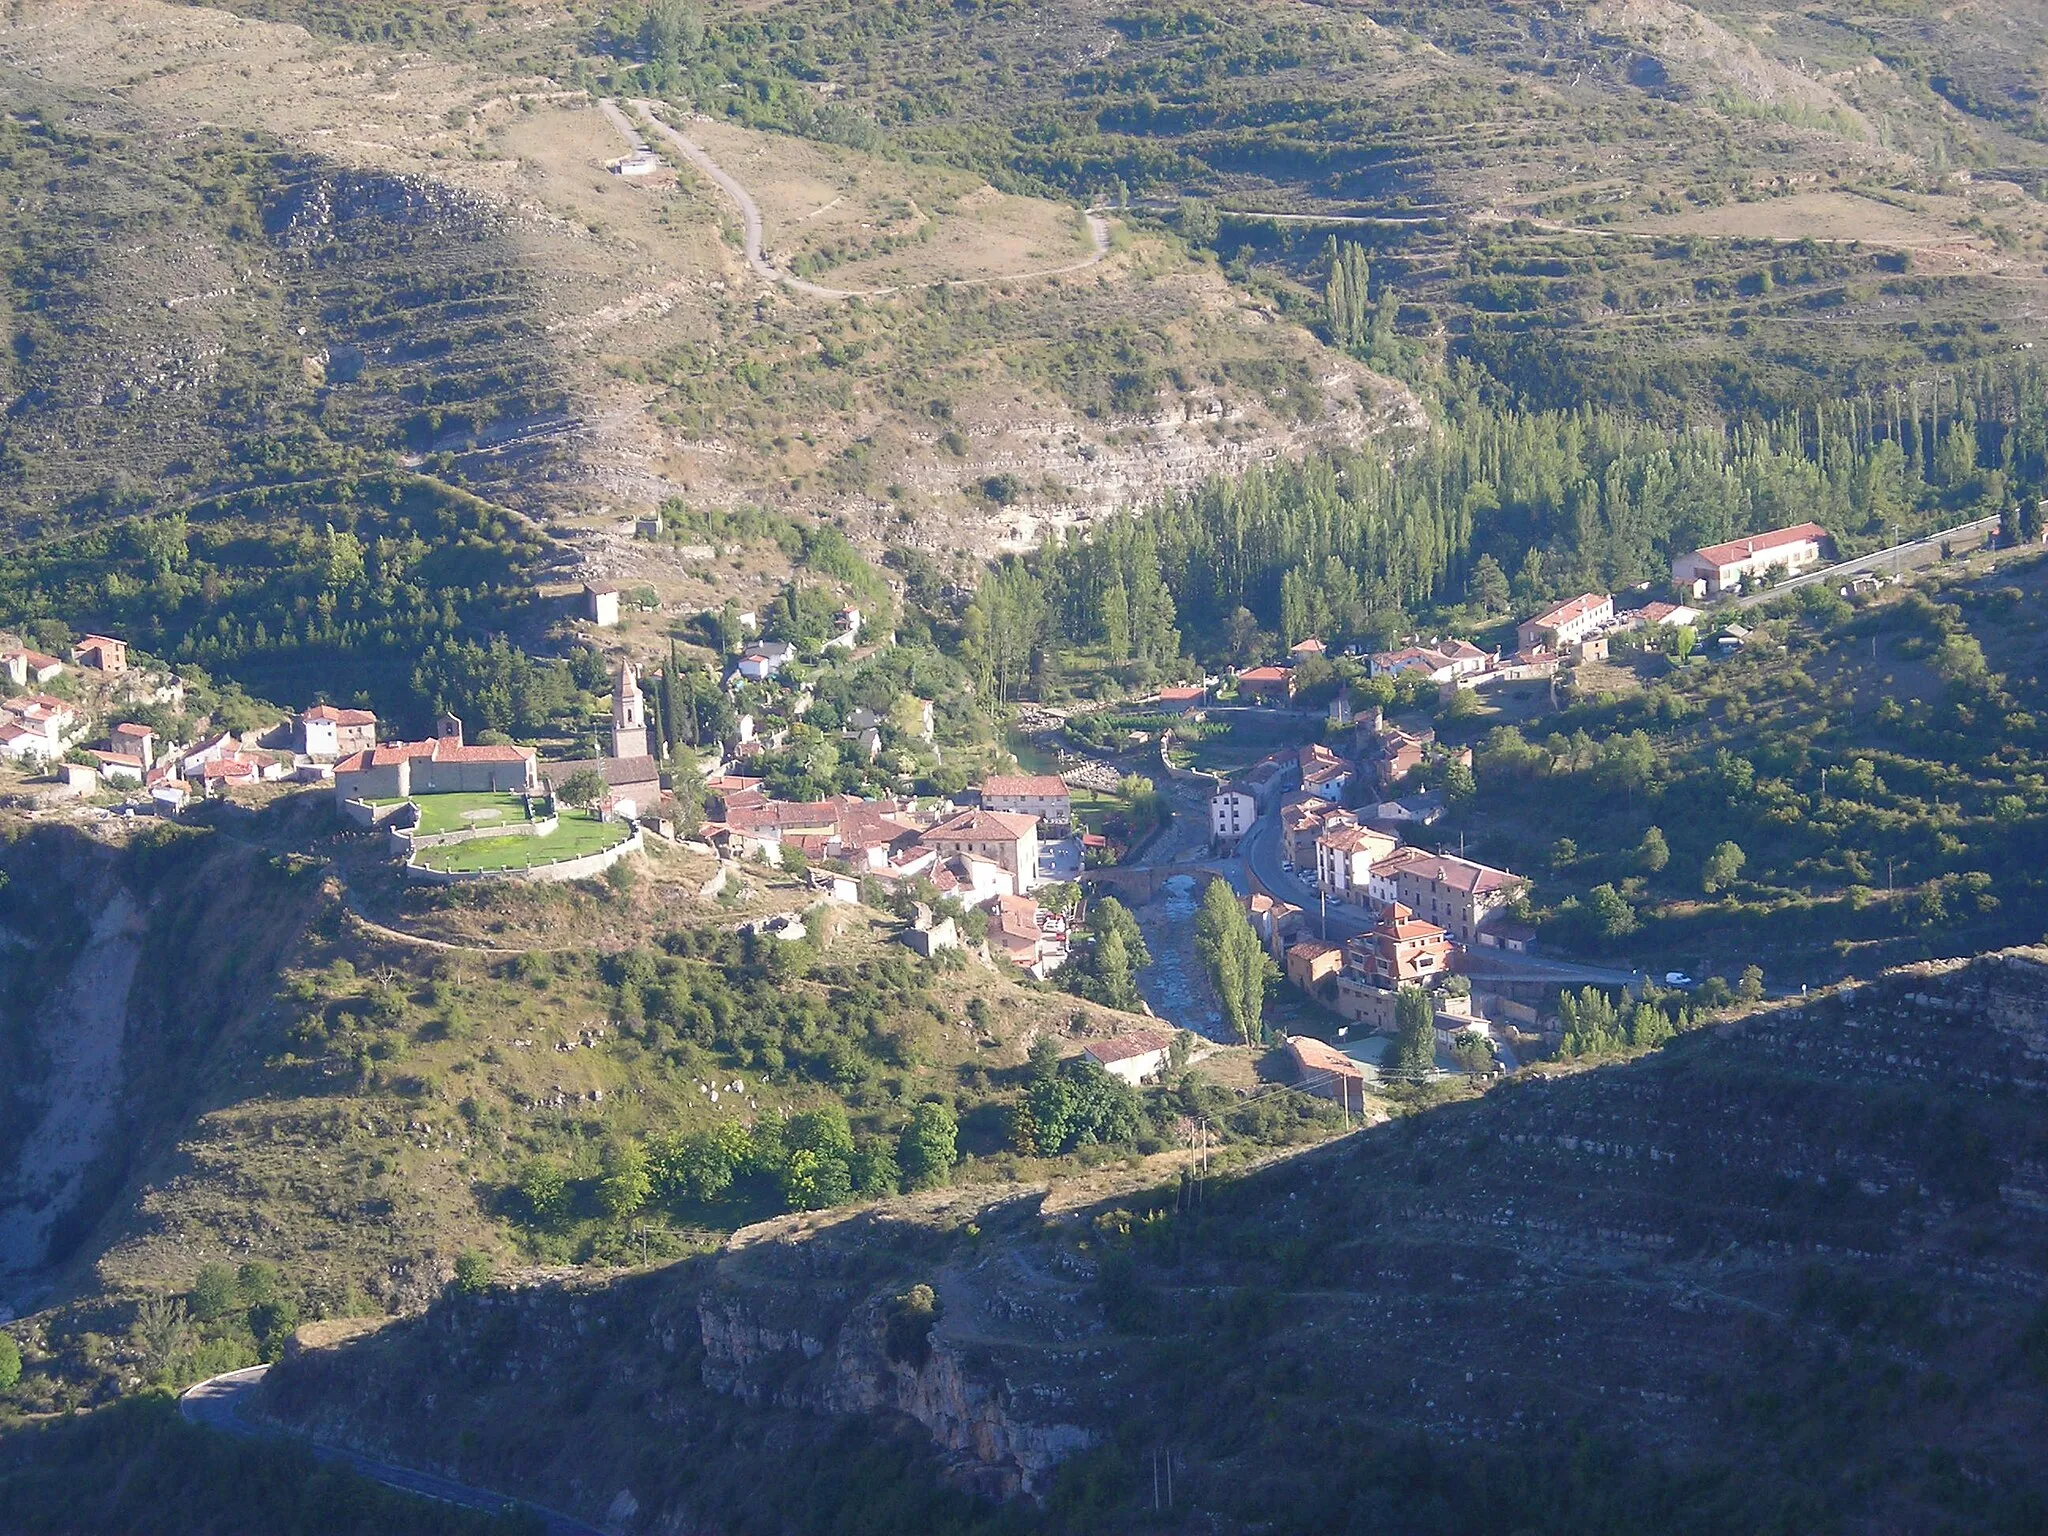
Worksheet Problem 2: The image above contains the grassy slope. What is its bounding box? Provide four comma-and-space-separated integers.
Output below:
2, 806, 1290, 1413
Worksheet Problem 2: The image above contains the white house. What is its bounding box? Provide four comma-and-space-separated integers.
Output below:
1672, 522, 1829, 597
1516, 592, 1614, 654
921, 808, 1039, 896
1369, 639, 1492, 684
1209, 785, 1256, 851
88, 750, 147, 786
1084, 1029, 1175, 1085
980, 773, 1072, 831
584, 584, 621, 628
1315, 823, 1399, 905
0, 693, 77, 762
1, 648, 63, 687
297, 705, 376, 762
737, 640, 795, 682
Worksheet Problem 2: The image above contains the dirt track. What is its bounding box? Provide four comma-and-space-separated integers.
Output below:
613, 99, 1110, 299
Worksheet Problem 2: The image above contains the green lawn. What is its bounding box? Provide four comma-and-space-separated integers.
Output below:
411, 811, 627, 874
375, 791, 539, 835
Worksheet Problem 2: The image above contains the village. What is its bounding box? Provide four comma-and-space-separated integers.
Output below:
0, 517, 1848, 1102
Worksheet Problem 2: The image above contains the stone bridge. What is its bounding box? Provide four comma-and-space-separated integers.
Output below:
1074, 862, 1236, 904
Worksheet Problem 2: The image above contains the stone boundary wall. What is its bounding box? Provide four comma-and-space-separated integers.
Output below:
404, 829, 642, 885
389, 813, 556, 854
340, 797, 406, 830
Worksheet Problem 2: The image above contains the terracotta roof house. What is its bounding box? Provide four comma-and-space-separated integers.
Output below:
1516, 593, 1614, 654
736, 640, 795, 681
1, 648, 63, 687
1370, 637, 1495, 684
922, 807, 1040, 895
298, 704, 378, 762
1315, 822, 1400, 904
110, 722, 157, 767
1346, 902, 1452, 987
71, 634, 126, 673
1672, 522, 1829, 596
980, 773, 1071, 830
1234, 665, 1296, 703
88, 749, 147, 785
1373, 848, 1524, 944
1084, 1028, 1175, 1085
987, 893, 1048, 971
1286, 1034, 1371, 1114
1632, 601, 1700, 629
1286, 938, 1346, 994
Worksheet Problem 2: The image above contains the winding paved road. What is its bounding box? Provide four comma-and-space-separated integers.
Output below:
180, 1366, 606, 1536
611, 99, 1110, 299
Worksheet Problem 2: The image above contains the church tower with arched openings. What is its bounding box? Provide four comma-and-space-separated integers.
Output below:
611, 659, 649, 760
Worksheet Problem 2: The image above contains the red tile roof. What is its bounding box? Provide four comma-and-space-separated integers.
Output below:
1689, 522, 1828, 570
925, 807, 1039, 843
1525, 592, 1611, 631
333, 738, 533, 773
303, 704, 376, 725
1288, 1035, 1367, 1079
982, 774, 1068, 798
1085, 1028, 1174, 1066
1377, 847, 1521, 896
1319, 824, 1392, 854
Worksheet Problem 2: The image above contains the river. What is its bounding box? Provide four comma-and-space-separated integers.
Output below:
1132, 873, 1236, 1043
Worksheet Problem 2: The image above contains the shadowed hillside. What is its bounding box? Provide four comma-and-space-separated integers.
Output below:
257, 947, 2048, 1533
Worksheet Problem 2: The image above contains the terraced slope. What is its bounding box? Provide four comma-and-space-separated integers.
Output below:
0, 0, 1412, 563
257, 947, 2048, 1533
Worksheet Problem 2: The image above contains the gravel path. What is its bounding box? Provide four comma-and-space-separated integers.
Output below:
612, 99, 1111, 299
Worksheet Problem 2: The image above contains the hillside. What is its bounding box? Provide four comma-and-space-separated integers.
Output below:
251, 946, 2048, 1533
0, 810, 1310, 1380
0, 0, 1411, 567
1441, 543, 2048, 986
175, 0, 2048, 414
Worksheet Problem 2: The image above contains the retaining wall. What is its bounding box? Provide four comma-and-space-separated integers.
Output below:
389, 812, 555, 854
404, 829, 642, 885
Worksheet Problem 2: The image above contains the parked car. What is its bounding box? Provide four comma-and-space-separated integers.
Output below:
1663, 971, 1694, 988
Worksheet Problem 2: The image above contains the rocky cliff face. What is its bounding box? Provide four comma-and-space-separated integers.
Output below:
0, 824, 323, 1319
260, 949, 2048, 1533
697, 1276, 1091, 1499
